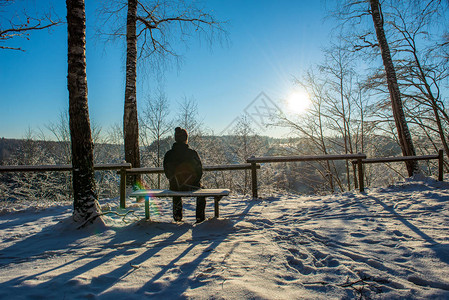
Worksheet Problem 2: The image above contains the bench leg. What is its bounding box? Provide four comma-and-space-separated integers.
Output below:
214, 196, 223, 218
145, 197, 150, 220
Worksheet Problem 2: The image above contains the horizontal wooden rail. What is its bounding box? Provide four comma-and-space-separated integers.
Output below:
351, 150, 444, 184
351, 154, 439, 164
0, 163, 132, 173
0, 164, 73, 172
247, 153, 367, 198
247, 153, 367, 163
93, 163, 132, 170
0, 163, 133, 210
125, 163, 260, 175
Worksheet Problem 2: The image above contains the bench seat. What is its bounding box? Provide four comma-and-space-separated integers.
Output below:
129, 189, 230, 220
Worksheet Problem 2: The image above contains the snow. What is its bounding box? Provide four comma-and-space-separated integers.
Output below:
1, 177, 449, 299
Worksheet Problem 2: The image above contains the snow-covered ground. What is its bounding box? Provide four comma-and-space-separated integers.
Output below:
1, 176, 449, 299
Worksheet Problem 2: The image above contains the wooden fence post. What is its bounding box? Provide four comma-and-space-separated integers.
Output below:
352, 161, 358, 190
438, 149, 444, 181
357, 157, 364, 192
120, 167, 127, 208
251, 162, 258, 199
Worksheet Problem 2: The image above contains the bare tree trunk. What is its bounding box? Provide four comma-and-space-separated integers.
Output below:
369, 0, 418, 176
124, 0, 141, 186
66, 0, 101, 223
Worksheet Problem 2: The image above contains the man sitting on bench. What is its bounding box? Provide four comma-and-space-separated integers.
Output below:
163, 127, 206, 223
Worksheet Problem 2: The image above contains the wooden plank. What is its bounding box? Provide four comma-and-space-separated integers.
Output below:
93, 163, 132, 170
127, 167, 164, 174
130, 189, 230, 198
204, 164, 260, 171
360, 155, 439, 164
247, 153, 367, 164
126, 164, 260, 175
0, 163, 132, 173
0, 164, 72, 172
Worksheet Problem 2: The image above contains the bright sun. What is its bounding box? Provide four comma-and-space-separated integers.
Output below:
286, 91, 311, 114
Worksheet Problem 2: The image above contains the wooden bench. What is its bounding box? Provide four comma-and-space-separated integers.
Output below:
129, 189, 230, 220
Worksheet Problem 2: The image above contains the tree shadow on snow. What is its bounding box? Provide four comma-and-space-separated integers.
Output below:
0, 213, 192, 299
0, 196, 261, 299
99, 196, 261, 298
366, 194, 449, 265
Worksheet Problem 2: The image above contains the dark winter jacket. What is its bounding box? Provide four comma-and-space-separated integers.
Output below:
163, 142, 203, 191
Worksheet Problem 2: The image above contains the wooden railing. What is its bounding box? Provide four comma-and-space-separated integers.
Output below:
351, 149, 444, 187
0, 163, 132, 173
125, 163, 259, 175
247, 153, 368, 198
0, 163, 259, 208
0, 163, 132, 204
1, 151, 443, 205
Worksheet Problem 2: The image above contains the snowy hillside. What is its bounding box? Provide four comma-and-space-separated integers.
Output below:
1, 176, 449, 299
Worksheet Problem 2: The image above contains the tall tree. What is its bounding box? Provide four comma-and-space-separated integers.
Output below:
66, 0, 101, 224
124, 0, 141, 187
369, 0, 418, 176
366, 1, 449, 162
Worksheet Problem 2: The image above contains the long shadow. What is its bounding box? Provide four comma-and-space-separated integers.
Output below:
135, 228, 226, 297
100, 196, 261, 298
0, 216, 191, 298
0, 196, 262, 298
0, 214, 108, 298
0, 213, 86, 266
366, 194, 449, 265
0, 206, 70, 229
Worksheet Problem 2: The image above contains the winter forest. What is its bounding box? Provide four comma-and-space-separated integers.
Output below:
2, 0, 449, 299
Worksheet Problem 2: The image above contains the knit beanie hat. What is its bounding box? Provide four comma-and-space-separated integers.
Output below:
175, 127, 188, 143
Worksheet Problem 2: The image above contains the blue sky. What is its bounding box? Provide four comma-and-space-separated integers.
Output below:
0, 0, 332, 139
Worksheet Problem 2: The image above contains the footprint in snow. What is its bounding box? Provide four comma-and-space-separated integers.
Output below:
392, 230, 403, 236
287, 248, 308, 259
286, 255, 314, 275
350, 232, 366, 238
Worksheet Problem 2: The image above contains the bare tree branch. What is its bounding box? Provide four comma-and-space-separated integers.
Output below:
0, 1, 61, 51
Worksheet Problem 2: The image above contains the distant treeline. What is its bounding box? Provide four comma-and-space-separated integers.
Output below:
2, 133, 430, 204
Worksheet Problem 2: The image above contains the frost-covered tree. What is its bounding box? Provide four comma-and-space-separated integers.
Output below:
176, 97, 203, 142
140, 90, 173, 188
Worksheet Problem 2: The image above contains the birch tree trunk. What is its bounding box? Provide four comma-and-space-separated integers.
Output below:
66, 0, 101, 223
124, 0, 140, 186
369, 0, 418, 176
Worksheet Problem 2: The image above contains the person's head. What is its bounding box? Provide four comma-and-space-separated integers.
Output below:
175, 127, 188, 144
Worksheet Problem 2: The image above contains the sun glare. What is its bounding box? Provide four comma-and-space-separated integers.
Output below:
286, 91, 311, 114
